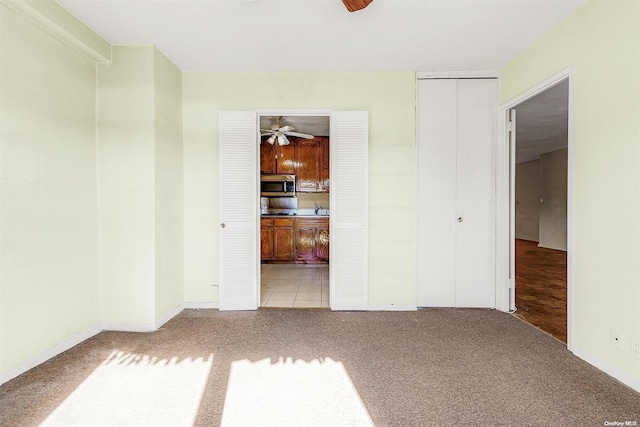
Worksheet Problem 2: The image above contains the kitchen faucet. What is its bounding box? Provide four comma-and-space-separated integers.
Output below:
314, 203, 323, 214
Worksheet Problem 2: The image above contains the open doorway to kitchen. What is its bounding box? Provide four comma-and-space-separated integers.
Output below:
258, 114, 331, 308
510, 78, 570, 344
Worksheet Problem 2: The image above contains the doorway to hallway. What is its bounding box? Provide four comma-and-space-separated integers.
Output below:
510, 78, 570, 343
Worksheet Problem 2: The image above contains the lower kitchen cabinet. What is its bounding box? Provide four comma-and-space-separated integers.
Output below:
261, 218, 294, 261
260, 225, 274, 260
295, 218, 329, 263
261, 217, 329, 263
274, 226, 293, 260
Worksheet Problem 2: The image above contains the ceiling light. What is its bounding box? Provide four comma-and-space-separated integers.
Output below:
267, 135, 277, 145
277, 135, 288, 146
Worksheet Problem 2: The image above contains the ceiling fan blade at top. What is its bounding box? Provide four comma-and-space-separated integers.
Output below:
342, 0, 373, 12
278, 125, 295, 132
285, 131, 315, 139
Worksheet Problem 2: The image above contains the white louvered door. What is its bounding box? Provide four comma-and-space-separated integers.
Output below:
219, 111, 259, 310
330, 111, 369, 310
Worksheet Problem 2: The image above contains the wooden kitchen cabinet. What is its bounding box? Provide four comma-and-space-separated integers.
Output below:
319, 137, 330, 192
295, 137, 329, 192
273, 219, 294, 260
295, 139, 320, 191
261, 229, 274, 260
294, 217, 329, 263
260, 219, 275, 260
296, 226, 316, 260
260, 136, 329, 193
315, 222, 330, 260
262, 217, 329, 263
260, 137, 295, 175
261, 218, 294, 261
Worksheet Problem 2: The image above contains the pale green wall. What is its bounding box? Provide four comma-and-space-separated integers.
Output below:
0, 3, 100, 372
97, 46, 185, 327
0, 0, 111, 62
501, 0, 640, 381
182, 73, 417, 306
97, 46, 157, 326
154, 47, 184, 320
539, 148, 568, 251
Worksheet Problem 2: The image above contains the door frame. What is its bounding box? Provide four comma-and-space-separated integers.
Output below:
255, 109, 333, 307
221, 109, 368, 311
495, 66, 575, 350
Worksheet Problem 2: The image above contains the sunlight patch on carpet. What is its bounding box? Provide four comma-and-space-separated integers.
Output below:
40, 350, 213, 427
221, 357, 374, 427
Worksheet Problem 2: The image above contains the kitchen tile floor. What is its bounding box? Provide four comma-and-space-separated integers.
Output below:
260, 264, 329, 308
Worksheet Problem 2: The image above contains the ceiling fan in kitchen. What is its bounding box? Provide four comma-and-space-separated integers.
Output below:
260, 116, 315, 146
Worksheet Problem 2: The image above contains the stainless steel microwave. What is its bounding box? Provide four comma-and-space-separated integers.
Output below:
261, 174, 296, 197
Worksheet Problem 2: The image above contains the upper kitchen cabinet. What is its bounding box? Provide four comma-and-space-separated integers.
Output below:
295, 136, 330, 192
320, 137, 330, 192
260, 136, 330, 193
260, 137, 295, 175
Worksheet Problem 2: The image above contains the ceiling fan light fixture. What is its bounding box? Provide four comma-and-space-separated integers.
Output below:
267, 135, 277, 145
277, 135, 288, 146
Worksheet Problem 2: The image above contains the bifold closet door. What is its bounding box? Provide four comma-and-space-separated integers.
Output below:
454, 79, 496, 307
416, 78, 496, 308
416, 79, 458, 306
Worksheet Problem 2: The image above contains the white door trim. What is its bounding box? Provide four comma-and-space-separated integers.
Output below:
417, 71, 501, 79
495, 66, 575, 350
256, 109, 332, 117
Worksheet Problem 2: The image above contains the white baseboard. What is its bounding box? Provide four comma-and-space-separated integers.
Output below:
367, 305, 417, 311
0, 304, 202, 386
1, 323, 103, 386
103, 303, 190, 332
572, 345, 640, 393
156, 303, 186, 328
183, 302, 219, 309
101, 322, 157, 332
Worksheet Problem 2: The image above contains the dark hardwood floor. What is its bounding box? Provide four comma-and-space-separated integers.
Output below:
515, 239, 567, 343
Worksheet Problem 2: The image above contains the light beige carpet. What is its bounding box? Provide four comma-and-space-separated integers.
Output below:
1, 308, 639, 426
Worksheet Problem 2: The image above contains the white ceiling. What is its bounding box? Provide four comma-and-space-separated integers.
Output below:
260, 115, 331, 136
58, 0, 585, 72
515, 79, 569, 163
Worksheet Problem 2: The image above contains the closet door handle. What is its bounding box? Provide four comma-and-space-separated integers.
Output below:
457, 217, 463, 222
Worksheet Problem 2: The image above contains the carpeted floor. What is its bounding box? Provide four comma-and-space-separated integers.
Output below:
1, 308, 639, 426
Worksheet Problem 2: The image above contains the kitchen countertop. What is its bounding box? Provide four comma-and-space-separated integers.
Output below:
261, 208, 330, 218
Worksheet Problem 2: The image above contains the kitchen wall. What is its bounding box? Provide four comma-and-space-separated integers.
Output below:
515, 159, 540, 242
297, 193, 330, 210
183, 72, 417, 307
0, 2, 101, 377
501, 0, 640, 388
